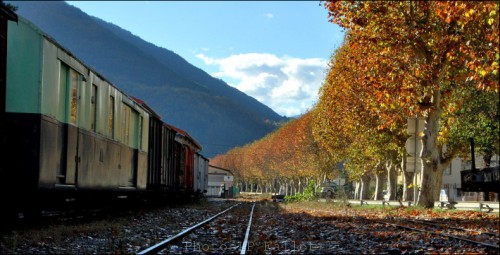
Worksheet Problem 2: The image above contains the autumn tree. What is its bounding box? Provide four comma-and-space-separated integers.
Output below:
313, 31, 410, 199
212, 111, 334, 196
324, 1, 499, 207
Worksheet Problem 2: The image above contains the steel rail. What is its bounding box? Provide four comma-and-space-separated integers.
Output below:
240, 202, 256, 255
407, 219, 499, 237
379, 220, 499, 250
137, 203, 241, 255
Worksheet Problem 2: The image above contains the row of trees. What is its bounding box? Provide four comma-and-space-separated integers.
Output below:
212, 112, 337, 196
212, 1, 499, 207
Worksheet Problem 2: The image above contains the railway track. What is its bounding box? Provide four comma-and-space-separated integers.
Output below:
3, 199, 498, 254
375, 218, 500, 250
407, 218, 499, 238
317, 199, 500, 213
137, 202, 257, 254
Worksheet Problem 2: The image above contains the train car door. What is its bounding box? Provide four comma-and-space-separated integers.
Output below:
122, 103, 139, 187
58, 63, 80, 185
65, 125, 78, 185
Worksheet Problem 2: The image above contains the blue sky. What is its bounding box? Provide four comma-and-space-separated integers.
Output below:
67, 1, 344, 117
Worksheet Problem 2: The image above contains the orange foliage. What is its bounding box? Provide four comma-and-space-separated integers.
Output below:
322, 1, 498, 206
212, 112, 336, 185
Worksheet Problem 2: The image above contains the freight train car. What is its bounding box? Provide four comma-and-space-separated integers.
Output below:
0, 15, 150, 212
171, 124, 203, 195
1, 12, 208, 216
135, 98, 207, 197
194, 153, 209, 196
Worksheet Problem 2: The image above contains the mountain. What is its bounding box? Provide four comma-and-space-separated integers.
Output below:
8, 1, 287, 158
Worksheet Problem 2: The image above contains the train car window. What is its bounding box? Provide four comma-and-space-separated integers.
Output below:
108, 96, 115, 138
91, 84, 98, 131
69, 70, 78, 125
59, 63, 68, 117
131, 111, 138, 148
122, 103, 131, 145
122, 103, 139, 148
60, 63, 79, 125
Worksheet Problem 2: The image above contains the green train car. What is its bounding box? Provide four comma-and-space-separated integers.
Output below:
1, 14, 151, 211
1, 8, 208, 217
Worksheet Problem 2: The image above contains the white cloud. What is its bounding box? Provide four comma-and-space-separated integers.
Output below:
196, 53, 327, 117
263, 13, 274, 19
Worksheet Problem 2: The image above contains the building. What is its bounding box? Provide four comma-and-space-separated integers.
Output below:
442, 155, 499, 202
207, 165, 234, 197
405, 117, 499, 202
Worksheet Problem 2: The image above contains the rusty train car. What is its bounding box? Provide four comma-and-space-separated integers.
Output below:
0, 8, 208, 215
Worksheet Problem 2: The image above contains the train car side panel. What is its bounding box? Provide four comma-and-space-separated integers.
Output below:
137, 150, 148, 190
174, 141, 183, 192
194, 153, 199, 193
199, 154, 209, 194
40, 39, 64, 120
38, 39, 67, 189
183, 146, 194, 193
147, 115, 162, 188
0, 113, 41, 200
3, 18, 44, 199
38, 116, 63, 188
6, 18, 41, 114
193, 153, 209, 195
163, 125, 176, 190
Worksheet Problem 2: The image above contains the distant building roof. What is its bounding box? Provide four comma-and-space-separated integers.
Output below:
209, 165, 233, 176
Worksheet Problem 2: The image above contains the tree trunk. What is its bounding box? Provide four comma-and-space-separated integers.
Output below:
385, 161, 397, 200
354, 181, 361, 199
282, 179, 286, 195
403, 169, 414, 202
482, 154, 492, 201
401, 154, 414, 202
417, 90, 447, 208
360, 174, 371, 200
274, 178, 280, 194
292, 180, 297, 195
483, 153, 492, 168
374, 171, 384, 200
315, 177, 322, 194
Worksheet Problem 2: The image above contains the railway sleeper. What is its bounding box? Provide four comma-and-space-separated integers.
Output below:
439, 201, 457, 210
479, 203, 493, 213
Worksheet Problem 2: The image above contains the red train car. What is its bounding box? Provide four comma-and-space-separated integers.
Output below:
168, 124, 202, 195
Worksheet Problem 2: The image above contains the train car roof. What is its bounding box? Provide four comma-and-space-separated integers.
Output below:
1, 3, 18, 22
131, 96, 202, 151
195, 152, 209, 161
16, 15, 144, 113
208, 165, 234, 176
16, 14, 204, 153
131, 97, 161, 119
164, 122, 202, 151
131, 97, 202, 151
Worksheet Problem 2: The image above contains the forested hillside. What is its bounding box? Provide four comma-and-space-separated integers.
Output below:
9, 1, 287, 157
